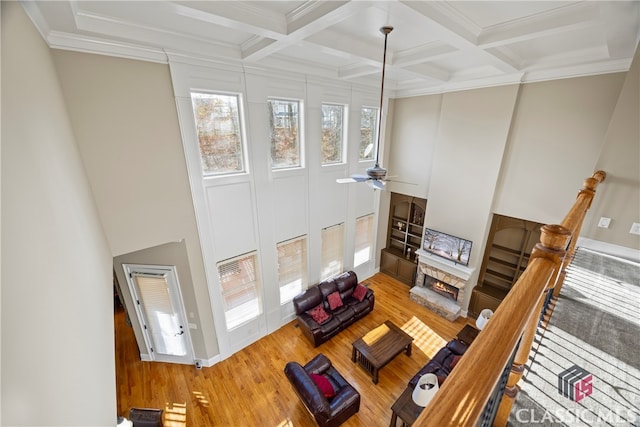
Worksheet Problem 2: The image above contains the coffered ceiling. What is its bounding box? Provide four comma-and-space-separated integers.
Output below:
23, 1, 640, 97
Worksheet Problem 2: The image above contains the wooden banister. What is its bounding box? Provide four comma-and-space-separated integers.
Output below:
412, 171, 606, 427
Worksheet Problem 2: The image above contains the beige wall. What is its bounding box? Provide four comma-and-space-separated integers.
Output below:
495, 73, 626, 224
389, 70, 637, 274
583, 45, 640, 253
1, 2, 116, 425
50, 50, 219, 360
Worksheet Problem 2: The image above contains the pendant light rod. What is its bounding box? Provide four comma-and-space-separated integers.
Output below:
375, 25, 393, 167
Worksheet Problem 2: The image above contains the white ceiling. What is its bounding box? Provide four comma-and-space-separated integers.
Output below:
23, 1, 640, 97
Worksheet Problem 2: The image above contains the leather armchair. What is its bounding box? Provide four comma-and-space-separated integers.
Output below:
284, 354, 360, 427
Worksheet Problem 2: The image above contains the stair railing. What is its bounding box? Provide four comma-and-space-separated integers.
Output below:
412, 170, 606, 427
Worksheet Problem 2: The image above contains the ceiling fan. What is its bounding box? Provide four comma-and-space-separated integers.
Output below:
337, 26, 394, 191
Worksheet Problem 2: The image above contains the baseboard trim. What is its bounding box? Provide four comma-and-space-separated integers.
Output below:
576, 237, 640, 264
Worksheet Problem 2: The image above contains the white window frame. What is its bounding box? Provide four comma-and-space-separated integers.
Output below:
359, 106, 379, 162
321, 223, 345, 281
190, 91, 249, 177
320, 103, 347, 166
268, 98, 305, 170
216, 252, 262, 330
354, 213, 375, 268
277, 235, 308, 305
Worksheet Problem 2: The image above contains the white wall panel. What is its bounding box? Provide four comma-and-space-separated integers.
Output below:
206, 182, 257, 260
273, 175, 308, 242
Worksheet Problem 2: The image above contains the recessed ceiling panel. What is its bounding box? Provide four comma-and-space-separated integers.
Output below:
449, 1, 577, 28
24, 1, 640, 96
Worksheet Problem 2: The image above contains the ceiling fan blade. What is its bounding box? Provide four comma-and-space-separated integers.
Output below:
351, 174, 370, 182
336, 174, 371, 184
336, 178, 358, 184
384, 178, 418, 185
369, 179, 386, 190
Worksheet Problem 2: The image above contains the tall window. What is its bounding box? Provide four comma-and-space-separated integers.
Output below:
321, 103, 346, 165
191, 92, 245, 175
354, 214, 375, 267
277, 236, 308, 305
217, 253, 261, 330
359, 106, 379, 161
321, 223, 344, 281
268, 98, 302, 169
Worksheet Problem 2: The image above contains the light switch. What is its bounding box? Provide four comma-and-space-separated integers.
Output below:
597, 217, 611, 228
630, 223, 640, 235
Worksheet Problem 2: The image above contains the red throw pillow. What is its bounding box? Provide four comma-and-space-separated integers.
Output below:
352, 284, 368, 302
310, 373, 336, 398
449, 355, 463, 370
308, 304, 330, 324
327, 291, 344, 310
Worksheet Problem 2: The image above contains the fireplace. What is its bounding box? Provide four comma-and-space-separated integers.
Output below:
425, 275, 459, 301
409, 248, 475, 321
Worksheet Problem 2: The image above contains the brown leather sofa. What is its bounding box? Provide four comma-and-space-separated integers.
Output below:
408, 338, 469, 389
284, 353, 360, 427
292, 271, 374, 347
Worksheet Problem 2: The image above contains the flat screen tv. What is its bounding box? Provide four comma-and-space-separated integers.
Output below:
422, 228, 472, 266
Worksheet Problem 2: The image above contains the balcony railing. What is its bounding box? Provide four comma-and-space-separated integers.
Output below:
413, 170, 606, 427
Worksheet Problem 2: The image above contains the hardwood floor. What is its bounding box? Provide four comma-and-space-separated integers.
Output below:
115, 273, 472, 426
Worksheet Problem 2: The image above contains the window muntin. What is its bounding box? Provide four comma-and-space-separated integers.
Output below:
359, 106, 379, 161
277, 236, 308, 305
354, 214, 375, 267
321, 103, 346, 165
217, 252, 262, 330
268, 98, 302, 169
191, 92, 246, 175
321, 223, 344, 281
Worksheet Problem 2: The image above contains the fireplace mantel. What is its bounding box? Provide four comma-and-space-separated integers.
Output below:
415, 249, 475, 281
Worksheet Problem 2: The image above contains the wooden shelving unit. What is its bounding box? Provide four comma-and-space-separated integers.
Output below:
469, 214, 544, 317
380, 192, 427, 285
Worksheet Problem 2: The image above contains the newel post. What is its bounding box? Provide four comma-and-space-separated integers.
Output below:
493, 224, 572, 427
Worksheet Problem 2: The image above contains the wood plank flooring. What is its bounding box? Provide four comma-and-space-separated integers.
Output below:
115, 272, 472, 426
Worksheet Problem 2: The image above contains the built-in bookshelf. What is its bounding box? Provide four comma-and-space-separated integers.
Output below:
380, 192, 427, 285
469, 214, 544, 317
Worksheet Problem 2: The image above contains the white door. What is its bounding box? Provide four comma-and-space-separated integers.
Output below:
123, 264, 194, 364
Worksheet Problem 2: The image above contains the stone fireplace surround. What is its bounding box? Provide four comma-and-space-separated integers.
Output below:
410, 249, 475, 321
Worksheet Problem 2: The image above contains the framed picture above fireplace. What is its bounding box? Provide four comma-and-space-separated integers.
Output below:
422, 228, 472, 266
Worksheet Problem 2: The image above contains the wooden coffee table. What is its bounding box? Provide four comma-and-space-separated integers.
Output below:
352, 320, 413, 384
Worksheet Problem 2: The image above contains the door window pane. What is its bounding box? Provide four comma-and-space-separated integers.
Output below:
191, 92, 245, 175
268, 99, 301, 169
360, 106, 379, 161
321, 103, 346, 165
132, 273, 187, 356
321, 223, 344, 281
277, 236, 308, 305
354, 214, 375, 267
217, 253, 261, 330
